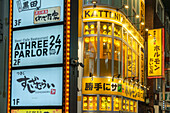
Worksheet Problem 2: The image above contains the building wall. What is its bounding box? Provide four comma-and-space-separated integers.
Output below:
0, 0, 9, 113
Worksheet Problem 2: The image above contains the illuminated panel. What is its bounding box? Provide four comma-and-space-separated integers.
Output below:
11, 109, 62, 113
148, 28, 163, 78
7, 0, 12, 112
65, 0, 71, 112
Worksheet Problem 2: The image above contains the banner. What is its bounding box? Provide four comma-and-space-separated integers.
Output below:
11, 67, 63, 106
148, 28, 164, 78
12, 25, 63, 67
82, 77, 144, 102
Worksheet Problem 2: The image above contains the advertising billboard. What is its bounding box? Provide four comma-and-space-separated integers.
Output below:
12, 25, 63, 67
13, 0, 64, 28
11, 67, 63, 106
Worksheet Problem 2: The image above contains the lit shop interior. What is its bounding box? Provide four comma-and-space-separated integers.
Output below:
78, 0, 146, 112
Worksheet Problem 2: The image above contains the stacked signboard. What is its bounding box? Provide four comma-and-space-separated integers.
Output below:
8, 0, 67, 113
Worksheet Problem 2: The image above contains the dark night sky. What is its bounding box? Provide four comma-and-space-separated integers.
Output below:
162, 0, 170, 17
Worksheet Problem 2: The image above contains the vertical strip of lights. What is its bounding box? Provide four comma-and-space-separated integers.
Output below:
65, 0, 70, 112
8, 0, 12, 113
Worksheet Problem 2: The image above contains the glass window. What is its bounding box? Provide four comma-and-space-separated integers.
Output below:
114, 39, 122, 77
114, 24, 122, 38
132, 40, 136, 51
123, 43, 127, 79
99, 96, 112, 111
100, 37, 112, 77
100, 22, 112, 35
83, 95, 97, 111
126, 99, 129, 111
84, 0, 93, 5
132, 52, 136, 77
122, 98, 126, 111
114, 96, 122, 111
134, 101, 137, 112
123, 29, 127, 41
84, 22, 97, 35
84, 37, 97, 77
128, 35, 132, 46
100, 0, 112, 5
128, 48, 132, 78
130, 100, 134, 112
136, 55, 139, 80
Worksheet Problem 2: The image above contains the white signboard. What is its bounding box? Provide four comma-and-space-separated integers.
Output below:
11, 67, 63, 106
12, 25, 63, 67
13, 0, 64, 28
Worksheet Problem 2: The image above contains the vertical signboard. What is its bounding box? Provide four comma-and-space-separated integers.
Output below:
148, 28, 165, 78
8, 0, 71, 113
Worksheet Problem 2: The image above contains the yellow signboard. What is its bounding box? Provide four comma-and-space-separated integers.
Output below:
82, 77, 144, 102
148, 28, 164, 77
11, 109, 62, 113
83, 9, 122, 23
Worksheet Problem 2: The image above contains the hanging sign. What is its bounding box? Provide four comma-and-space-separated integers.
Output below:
148, 28, 165, 78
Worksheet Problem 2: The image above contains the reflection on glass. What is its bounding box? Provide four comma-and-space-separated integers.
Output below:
128, 48, 132, 78
100, 22, 112, 35
114, 24, 122, 38
114, 96, 122, 111
123, 43, 127, 79
100, 37, 112, 76
84, 22, 97, 35
99, 96, 112, 111
114, 39, 122, 77
83, 95, 97, 111
140, 49, 144, 85
100, 0, 112, 5
132, 52, 136, 77
84, 37, 97, 76
123, 29, 127, 41
128, 35, 132, 46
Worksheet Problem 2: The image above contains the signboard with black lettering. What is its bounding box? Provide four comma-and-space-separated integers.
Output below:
13, 0, 64, 28
12, 25, 63, 67
11, 67, 63, 106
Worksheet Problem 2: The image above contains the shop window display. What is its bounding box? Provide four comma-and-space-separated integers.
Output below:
114, 96, 122, 111
84, 37, 97, 76
83, 95, 97, 111
123, 43, 127, 79
114, 24, 122, 38
100, 37, 112, 76
84, 22, 97, 35
128, 48, 132, 78
114, 39, 122, 77
100, 22, 112, 35
123, 29, 127, 41
132, 52, 136, 77
99, 96, 112, 111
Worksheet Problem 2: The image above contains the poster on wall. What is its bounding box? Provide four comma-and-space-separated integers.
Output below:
148, 28, 164, 78
11, 67, 63, 106
13, 0, 64, 28
12, 25, 63, 67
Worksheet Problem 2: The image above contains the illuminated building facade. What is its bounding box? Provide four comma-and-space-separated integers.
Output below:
78, 0, 146, 112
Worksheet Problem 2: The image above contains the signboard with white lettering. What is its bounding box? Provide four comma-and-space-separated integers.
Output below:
12, 25, 63, 67
11, 67, 63, 106
13, 0, 64, 28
